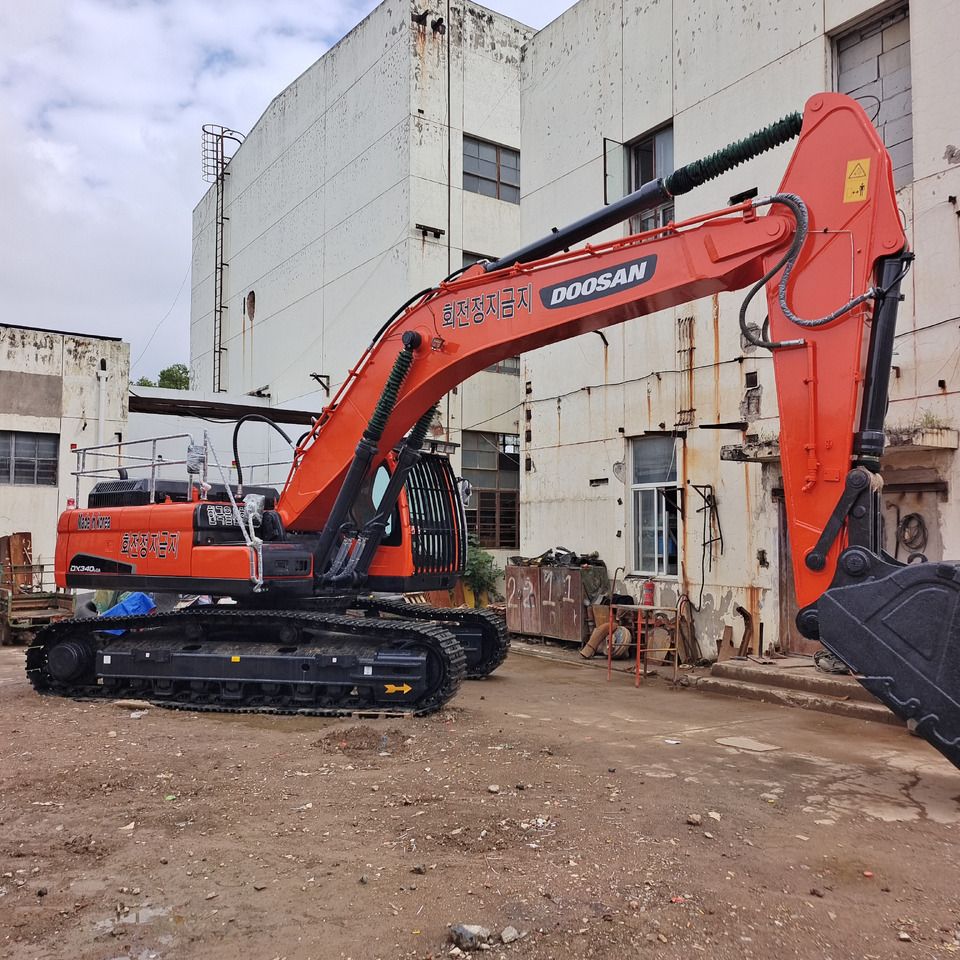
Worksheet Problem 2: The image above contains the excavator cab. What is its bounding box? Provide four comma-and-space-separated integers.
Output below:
361, 450, 467, 594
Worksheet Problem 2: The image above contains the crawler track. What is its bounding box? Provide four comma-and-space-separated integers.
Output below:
356, 597, 510, 679
26, 608, 465, 717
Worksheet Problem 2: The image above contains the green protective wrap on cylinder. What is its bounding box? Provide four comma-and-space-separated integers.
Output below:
665, 112, 802, 198
364, 345, 415, 443
407, 404, 440, 449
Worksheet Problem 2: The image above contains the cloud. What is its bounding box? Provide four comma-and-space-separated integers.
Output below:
0, 0, 379, 379
0, 0, 571, 381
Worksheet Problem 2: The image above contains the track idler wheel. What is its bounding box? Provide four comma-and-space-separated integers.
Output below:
45, 635, 96, 684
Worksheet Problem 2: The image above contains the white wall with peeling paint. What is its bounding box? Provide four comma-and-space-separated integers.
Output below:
0, 326, 129, 565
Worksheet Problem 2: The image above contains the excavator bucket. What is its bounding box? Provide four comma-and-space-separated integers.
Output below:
817, 548, 960, 769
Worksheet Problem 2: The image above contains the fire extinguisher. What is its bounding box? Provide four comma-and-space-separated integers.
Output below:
642, 580, 655, 606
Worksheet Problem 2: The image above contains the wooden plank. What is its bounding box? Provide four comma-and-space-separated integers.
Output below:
0, 537, 10, 588
10, 533, 33, 594
717, 624, 737, 662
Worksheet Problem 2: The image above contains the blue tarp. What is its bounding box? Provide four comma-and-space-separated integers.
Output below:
100, 592, 157, 634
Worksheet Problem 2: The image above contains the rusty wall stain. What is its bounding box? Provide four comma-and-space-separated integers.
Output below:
711, 293, 721, 421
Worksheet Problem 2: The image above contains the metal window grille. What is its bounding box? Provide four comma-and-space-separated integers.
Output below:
463, 136, 520, 204
461, 431, 520, 549
0, 431, 59, 486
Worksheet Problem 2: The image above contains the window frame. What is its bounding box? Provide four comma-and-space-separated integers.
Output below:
463, 136, 521, 204
629, 435, 680, 578
0, 430, 59, 487
461, 431, 520, 550
485, 356, 521, 376
628, 124, 675, 234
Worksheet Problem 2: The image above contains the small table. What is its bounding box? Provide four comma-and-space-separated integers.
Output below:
605, 603, 680, 686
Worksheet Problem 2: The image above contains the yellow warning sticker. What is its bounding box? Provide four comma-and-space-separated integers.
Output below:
231, 656, 241, 662
844, 158, 871, 203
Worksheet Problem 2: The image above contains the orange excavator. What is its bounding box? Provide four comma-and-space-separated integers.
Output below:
28, 94, 957, 769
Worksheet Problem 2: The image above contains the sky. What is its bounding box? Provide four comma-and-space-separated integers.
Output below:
0, 0, 574, 384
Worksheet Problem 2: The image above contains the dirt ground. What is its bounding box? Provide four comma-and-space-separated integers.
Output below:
2, 641, 960, 960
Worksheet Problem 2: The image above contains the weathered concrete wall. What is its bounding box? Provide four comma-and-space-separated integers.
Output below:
189, 0, 532, 576
191, 0, 529, 446
0, 326, 129, 564
191, 0, 411, 408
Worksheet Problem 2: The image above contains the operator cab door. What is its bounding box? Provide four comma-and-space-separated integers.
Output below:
363, 452, 466, 592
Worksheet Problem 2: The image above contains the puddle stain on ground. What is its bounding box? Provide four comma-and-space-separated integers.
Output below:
95, 903, 176, 932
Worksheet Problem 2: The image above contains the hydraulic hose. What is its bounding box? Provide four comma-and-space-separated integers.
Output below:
739, 193, 909, 351
231, 414, 295, 492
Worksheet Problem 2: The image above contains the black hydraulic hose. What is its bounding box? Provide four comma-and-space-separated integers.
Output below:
738, 194, 810, 350
232, 415, 295, 491
739, 193, 909, 351
367, 288, 436, 351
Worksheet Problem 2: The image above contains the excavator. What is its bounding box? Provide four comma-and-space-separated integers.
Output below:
26, 93, 960, 770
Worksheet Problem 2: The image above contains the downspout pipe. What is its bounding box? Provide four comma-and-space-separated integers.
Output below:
96, 359, 107, 448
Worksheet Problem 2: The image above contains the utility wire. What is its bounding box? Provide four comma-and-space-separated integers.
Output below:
131, 260, 191, 375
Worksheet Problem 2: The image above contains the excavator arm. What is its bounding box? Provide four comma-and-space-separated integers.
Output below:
281, 94, 960, 768
279, 209, 796, 531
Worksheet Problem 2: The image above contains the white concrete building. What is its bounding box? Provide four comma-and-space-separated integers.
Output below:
519, 0, 960, 653
0, 325, 129, 564
190, 0, 531, 559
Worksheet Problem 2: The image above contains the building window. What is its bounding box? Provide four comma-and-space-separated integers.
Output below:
486, 356, 521, 375
463, 136, 520, 204
0, 431, 59, 486
461, 431, 520, 549
834, 6, 911, 187
628, 126, 674, 234
462, 251, 490, 269
630, 435, 679, 576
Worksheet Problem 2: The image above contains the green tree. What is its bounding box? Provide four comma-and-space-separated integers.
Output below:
134, 364, 190, 390
157, 363, 190, 390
